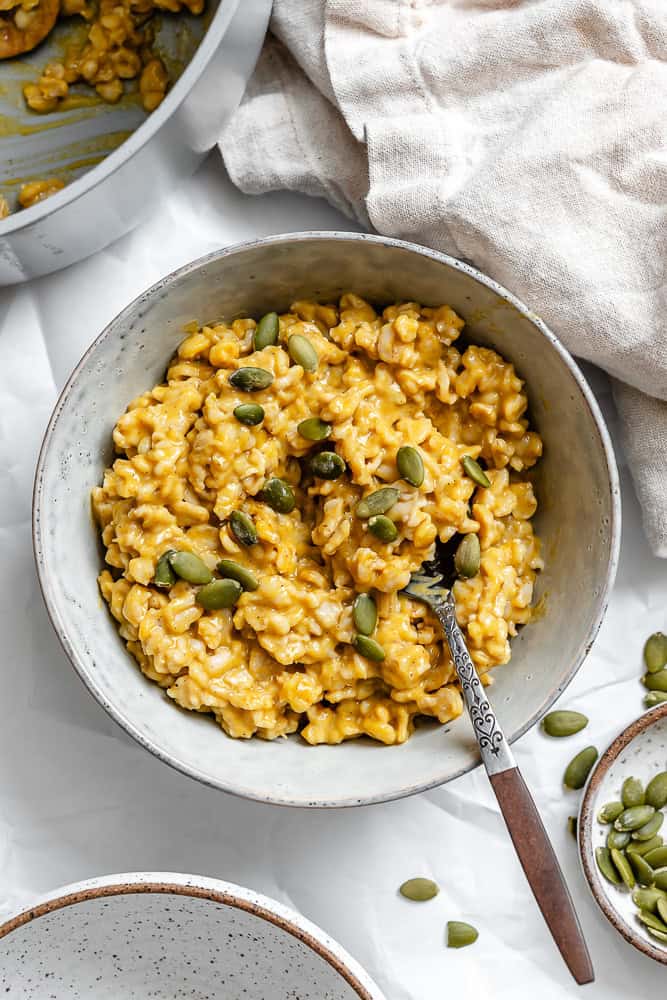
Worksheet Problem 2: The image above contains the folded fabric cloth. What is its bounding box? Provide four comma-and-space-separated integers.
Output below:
221, 0, 667, 556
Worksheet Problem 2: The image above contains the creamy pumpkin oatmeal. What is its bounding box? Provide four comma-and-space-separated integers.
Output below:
92, 295, 543, 746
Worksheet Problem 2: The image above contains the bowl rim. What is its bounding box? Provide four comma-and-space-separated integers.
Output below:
0, 0, 246, 236
32, 230, 622, 808
0, 871, 385, 998
578, 702, 667, 966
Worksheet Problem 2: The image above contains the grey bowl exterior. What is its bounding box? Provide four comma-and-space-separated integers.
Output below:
0, 872, 385, 998
33, 232, 621, 808
0, 0, 271, 285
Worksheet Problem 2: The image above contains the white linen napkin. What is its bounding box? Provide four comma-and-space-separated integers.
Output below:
221, 0, 667, 556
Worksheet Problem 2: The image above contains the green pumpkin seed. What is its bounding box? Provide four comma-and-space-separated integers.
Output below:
646, 772, 667, 810
353, 635, 385, 662
627, 836, 663, 858
287, 334, 318, 372
643, 669, 667, 692
598, 801, 624, 824
595, 846, 621, 884
368, 515, 398, 543
607, 829, 631, 850
636, 909, 667, 934
542, 710, 589, 738
615, 805, 656, 832
154, 549, 177, 588
645, 691, 667, 707
645, 846, 667, 868
567, 816, 578, 838
253, 311, 279, 350
196, 578, 243, 610
229, 511, 258, 547
229, 367, 274, 392
399, 877, 439, 902
353, 594, 377, 637
564, 746, 598, 790
622, 777, 645, 808
628, 852, 654, 886
297, 417, 331, 442
446, 921, 478, 949
216, 559, 259, 592
259, 478, 296, 514
633, 887, 666, 913
611, 848, 636, 890
644, 632, 667, 673
632, 812, 664, 841
233, 403, 265, 426
310, 451, 345, 480
454, 533, 481, 579
396, 446, 424, 488
168, 551, 213, 585
657, 897, 667, 925
647, 926, 667, 944
655, 867, 667, 891
461, 455, 490, 489
355, 487, 400, 519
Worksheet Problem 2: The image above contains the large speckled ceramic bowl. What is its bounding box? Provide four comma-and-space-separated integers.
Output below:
0, 872, 385, 998
579, 703, 667, 966
33, 232, 621, 807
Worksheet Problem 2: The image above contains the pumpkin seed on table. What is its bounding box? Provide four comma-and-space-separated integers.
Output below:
217, 559, 259, 592
196, 578, 243, 610
353, 594, 377, 637
644, 632, 667, 673
633, 887, 666, 913
310, 451, 345, 480
643, 669, 667, 692
563, 746, 598, 789
645, 846, 667, 868
615, 805, 656, 832
234, 403, 264, 426
259, 478, 296, 514
542, 710, 588, 738
399, 877, 439, 902
611, 848, 636, 890
621, 777, 645, 808
154, 550, 177, 588
229, 510, 258, 547
297, 417, 331, 442
396, 446, 424, 488
446, 922, 478, 949
598, 801, 624, 824
168, 550, 213, 585
632, 811, 664, 842
461, 455, 490, 489
627, 835, 663, 858
287, 334, 318, 372
567, 816, 578, 838
627, 852, 654, 887
646, 772, 667, 809
355, 487, 400, 519
353, 635, 385, 662
645, 691, 667, 706
607, 829, 631, 850
253, 311, 279, 350
655, 867, 667, 891
368, 515, 398, 543
454, 533, 480, 579
595, 847, 621, 884
229, 367, 274, 392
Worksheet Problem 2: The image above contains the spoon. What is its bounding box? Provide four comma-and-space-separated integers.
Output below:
403, 543, 594, 985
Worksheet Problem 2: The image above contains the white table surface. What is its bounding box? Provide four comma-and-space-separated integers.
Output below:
1, 155, 665, 1000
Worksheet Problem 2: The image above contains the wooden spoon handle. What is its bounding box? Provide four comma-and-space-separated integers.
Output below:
490, 766, 594, 985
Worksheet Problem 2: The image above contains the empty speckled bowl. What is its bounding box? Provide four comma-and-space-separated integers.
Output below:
579, 703, 667, 965
0, 872, 386, 998
33, 232, 621, 807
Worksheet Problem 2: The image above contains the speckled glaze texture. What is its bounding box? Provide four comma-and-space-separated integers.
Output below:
32, 232, 621, 808
579, 704, 667, 965
0, 873, 385, 998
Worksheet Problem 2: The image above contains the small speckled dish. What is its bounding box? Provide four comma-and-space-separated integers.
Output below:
0, 872, 386, 998
579, 703, 667, 965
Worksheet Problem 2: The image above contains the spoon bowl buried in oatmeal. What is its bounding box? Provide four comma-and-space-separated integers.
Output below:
92, 294, 544, 746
